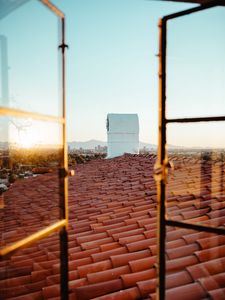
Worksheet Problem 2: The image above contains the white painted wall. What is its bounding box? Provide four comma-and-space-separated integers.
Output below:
107, 113, 139, 158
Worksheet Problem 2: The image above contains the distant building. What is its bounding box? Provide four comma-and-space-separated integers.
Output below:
106, 113, 139, 158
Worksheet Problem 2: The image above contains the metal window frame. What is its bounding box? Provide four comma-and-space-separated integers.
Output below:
155, 1, 225, 299
0, 1, 69, 299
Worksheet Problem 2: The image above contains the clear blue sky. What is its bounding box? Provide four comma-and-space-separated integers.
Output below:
1, 0, 225, 148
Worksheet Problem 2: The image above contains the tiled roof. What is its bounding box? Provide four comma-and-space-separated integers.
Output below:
0, 153, 225, 299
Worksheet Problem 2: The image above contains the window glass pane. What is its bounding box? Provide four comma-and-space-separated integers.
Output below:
167, 122, 225, 229
0, 236, 60, 299
0, 0, 61, 116
0, 116, 63, 248
167, 6, 225, 119
147, 227, 225, 299
163, 226, 224, 300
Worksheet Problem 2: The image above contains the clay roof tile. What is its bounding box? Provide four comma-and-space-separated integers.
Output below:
120, 268, 156, 288
91, 286, 141, 300
167, 255, 199, 273
100, 242, 120, 252
128, 256, 156, 273
118, 234, 145, 246
166, 243, 200, 260
194, 245, 225, 262
126, 237, 157, 252
77, 260, 112, 278
80, 237, 113, 250
164, 282, 207, 300
196, 235, 225, 249
70, 248, 100, 260
2, 154, 225, 299
76, 232, 108, 245
207, 288, 225, 300
87, 265, 130, 284
75, 279, 123, 300
91, 246, 127, 262
112, 228, 145, 241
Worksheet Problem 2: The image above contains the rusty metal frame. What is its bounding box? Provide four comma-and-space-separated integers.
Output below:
0, 107, 65, 123
155, 1, 225, 300
0, 1, 69, 299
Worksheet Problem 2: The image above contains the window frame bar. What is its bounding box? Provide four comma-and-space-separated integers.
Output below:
0, 1, 69, 299
167, 116, 225, 123
0, 107, 65, 123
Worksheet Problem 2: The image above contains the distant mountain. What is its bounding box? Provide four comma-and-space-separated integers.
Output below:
140, 142, 157, 150
68, 139, 157, 150
0, 142, 9, 150
68, 140, 107, 150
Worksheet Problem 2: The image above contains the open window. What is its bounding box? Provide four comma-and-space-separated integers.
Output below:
0, 1, 69, 299
155, 1, 225, 299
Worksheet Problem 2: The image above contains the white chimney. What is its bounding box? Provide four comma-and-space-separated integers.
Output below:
106, 113, 139, 158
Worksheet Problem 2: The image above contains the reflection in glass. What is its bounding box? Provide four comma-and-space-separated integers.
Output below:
0, 0, 61, 116
0, 116, 63, 248
166, 122, 225, 228
167, 6, 225, 119
164, 226, 225, 299
0, 236, 60, 299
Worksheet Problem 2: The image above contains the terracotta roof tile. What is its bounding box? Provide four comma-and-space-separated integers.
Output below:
91, 286, 141, 300
166, 238, 186, 249
110, 249, 151, 268
77, 259, 112, 278
91, 246, 127, 262
76, 232, 108, 245
5, 291, 43, 300
128, 255, 156, 273
194, 245, 225, 262
200, 257, 225, 275
0, 274, 31, 289
137, 217, 157, 227
0, 265, 33, 280
75, 279, 123, 300
107, 224, 138, 236
99, 242, 120, 252
42, 284, 60, 298
1, 154, 225, 299
120, 268, 156, 288
166, 228, 195, 241
167, 255, 199, 273
87, 265, 130, 284
80, 237, 113, 250
143, 229, 157, 239
207, 288, 225, 300
163, 282, 207, 300
186, 263, 210, 280
124, 215, 149, 225
196, 235, 225, 249
31, 269, 52, 282
180, 207, 210, 220
74, 256, 93, 268
136, 278, 156, 296
70, 248, 100, 260
182, 231, 215, 244
203, 215, 225, 227
118, 233, 145, 245
70, 277, 88, 290
112, 228, 144, 241
166, 243, 200, 260
198, 273, 225, 291
166, 270, 193, 289
46, 273, 60, 285
126, 237, 157, 252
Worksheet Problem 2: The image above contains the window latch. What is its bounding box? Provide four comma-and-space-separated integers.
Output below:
154, 160, 173, 183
